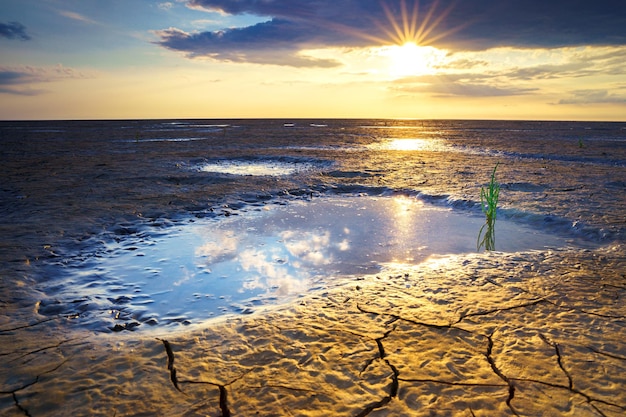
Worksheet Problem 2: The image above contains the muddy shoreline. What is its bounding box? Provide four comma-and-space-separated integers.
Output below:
1, 120, 625, 415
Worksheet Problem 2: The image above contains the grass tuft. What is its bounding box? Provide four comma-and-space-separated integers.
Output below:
477, 163, 500, 251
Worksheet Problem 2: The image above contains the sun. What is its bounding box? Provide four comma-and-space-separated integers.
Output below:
386, 41, 441, 76
308, 1, 457, 78
362, 1, 456, 77
382, 41, 446, 77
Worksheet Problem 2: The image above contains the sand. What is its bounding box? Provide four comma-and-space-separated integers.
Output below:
1, 120, 625, 416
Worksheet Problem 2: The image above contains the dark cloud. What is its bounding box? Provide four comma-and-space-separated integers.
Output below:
0, 65, 89, 96
0, 70, 29, 84
156, 20, 342, 67
446, 1, 626, 50
0, 21, 31, 40
0, 70, 44, 95
155, 0, 626, 65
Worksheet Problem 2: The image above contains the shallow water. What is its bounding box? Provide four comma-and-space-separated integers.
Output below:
46, 194, 593, 331
199, 158, 324, 176
2, 118, 625, 332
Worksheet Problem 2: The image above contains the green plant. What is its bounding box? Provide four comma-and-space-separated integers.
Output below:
477, 163, 500, 251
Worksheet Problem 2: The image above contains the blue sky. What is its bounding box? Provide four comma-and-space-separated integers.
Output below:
1, 0, 626, 120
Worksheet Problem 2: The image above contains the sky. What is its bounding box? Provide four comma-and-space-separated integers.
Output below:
1, 0, 625, 121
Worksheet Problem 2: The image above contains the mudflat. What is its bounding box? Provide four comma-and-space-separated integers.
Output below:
1, 120, 625, 416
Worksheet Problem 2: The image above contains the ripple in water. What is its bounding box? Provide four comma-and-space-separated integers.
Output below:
45, 195, 590, 332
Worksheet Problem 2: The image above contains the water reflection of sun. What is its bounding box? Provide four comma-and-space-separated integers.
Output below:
370, 138, 445, 151
391, 195, 424, 263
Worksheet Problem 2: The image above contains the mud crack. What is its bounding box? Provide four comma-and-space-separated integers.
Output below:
539, 333, 573, 390
353, 323, 399, 417
9, 337, 88, 364
588, 346, 626, 361
455, 298, 547, 324
0, 317, 59, 333
179, 370, 252, 417
355, 364, 399, 416
180, 380, 239, 417
356, 303, 453, 329
542, 297, 626, 320
397, 377, 507, 388
158, 339, 235, 416
218, 385, 230, 417
158, 338, 182, 393
509, 377, 626, 416
11, 391, 32, 417
1, 359, 68, 417
486, 333, 519, 416
512, 335, 626, 415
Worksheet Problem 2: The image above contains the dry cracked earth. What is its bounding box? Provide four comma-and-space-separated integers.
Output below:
2, 246, 625, 416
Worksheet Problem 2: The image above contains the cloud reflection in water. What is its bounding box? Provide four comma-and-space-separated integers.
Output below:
91, 195, 572, 322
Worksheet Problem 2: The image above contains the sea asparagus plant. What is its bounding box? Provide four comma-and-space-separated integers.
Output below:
477, 163, 500, 251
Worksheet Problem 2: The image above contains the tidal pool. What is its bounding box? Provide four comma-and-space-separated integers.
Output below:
199, 159, 320, 176
57, 195, 582, 329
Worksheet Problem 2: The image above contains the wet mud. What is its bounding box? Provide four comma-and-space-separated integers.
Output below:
1, 119, 625, 415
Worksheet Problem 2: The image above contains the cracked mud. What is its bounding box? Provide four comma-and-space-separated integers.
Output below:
2, 247, 624, 416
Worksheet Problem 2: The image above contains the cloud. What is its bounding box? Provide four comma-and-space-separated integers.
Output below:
59, 10, 99, 25
381, 44, 626, 102
158, 2, 175, 11
155, 0, 626, 66
155, 23, 342, 67
391, 72, 538, 98
0, 71, 44, 95
0, 65, 91, 95
502, 47, 626, 81
558, 89, 626, 105
439, 0, 626, 50
0, 21, 31, 40
395, 78, 536, 98
439, 58, 489, 71
505, 62, 591, 81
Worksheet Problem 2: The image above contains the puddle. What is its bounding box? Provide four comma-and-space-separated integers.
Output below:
125, 137, 209, 143
54, 195, 583, 330
199, 159, 322, 176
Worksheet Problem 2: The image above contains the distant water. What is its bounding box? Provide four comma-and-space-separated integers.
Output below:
2, 119, 625, 331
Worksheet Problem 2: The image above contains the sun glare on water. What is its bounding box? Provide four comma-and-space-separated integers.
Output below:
369, 138, 446, 151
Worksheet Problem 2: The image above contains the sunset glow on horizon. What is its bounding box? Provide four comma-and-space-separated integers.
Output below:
1, 0, 625, 121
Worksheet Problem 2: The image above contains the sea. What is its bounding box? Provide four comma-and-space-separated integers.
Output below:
1, 119, 625, 332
